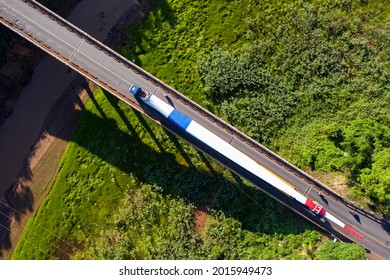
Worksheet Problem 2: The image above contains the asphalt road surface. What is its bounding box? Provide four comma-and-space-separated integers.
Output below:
0, 0, 389, 259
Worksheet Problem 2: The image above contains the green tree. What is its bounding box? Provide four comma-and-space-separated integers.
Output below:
317, 241, 366, 260
360, 148, 390, 214
342, 118, 389, 177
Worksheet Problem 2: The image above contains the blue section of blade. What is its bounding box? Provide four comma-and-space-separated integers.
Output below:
168, 109, 192, 131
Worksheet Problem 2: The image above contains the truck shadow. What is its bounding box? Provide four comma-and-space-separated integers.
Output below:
54, 89, 320, 235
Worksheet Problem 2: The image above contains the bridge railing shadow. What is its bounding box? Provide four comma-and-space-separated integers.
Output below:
0, 81, 321, 257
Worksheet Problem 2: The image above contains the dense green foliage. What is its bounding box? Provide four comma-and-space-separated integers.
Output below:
317, 241, 366, 260
13, 89, 324, 259
360, 148, 390, 213
119, 0, 390, 213
197, 0, 390, 213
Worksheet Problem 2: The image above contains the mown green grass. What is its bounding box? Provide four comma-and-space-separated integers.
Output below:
12, 0, 368, 259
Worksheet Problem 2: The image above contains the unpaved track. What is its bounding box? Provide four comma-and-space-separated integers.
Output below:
0, 0, 151, 259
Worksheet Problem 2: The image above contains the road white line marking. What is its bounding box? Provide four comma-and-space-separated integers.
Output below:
327, 208, 390, 248
70, 38, 83, 59
2, 1, 132, 89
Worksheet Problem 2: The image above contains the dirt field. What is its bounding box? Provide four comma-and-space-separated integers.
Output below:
0, 0, 153, 259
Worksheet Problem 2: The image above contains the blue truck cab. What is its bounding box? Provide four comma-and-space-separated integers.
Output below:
129, 84, 150, 101
129, 84, 142, 96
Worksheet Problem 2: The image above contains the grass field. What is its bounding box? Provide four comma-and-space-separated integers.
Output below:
11, 0, 371, 259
